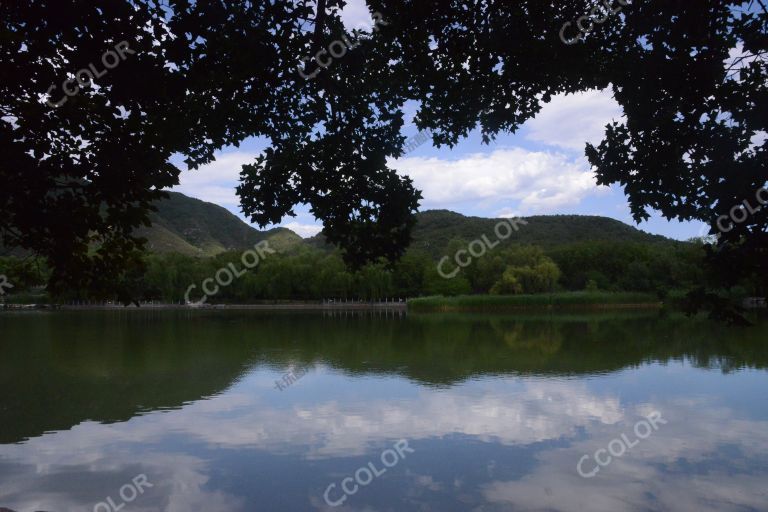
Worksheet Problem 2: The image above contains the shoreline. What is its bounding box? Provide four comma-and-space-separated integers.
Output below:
1, 302, 409, 311
409, 302, 664, 313
3, 293, 761, 312
0, 302, 664, 313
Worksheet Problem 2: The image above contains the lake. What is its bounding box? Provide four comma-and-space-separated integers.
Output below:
1, 310, 767, 511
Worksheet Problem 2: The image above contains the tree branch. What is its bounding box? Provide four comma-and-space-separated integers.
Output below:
310, 0, 327, 58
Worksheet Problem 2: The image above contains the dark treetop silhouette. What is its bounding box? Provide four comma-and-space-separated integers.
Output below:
1, 1, 766, 314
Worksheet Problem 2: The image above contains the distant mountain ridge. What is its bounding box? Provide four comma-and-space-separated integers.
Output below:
138, 191, 302, 256
305, 209, 678, 258
405, 210, 676, 258
1, 191, 682, 259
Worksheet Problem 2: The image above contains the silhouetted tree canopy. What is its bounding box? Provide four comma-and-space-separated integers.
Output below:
1, 0, 766, 309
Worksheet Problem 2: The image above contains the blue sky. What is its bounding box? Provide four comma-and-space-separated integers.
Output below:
172, 88, 704, 241
173, 4, 705, 241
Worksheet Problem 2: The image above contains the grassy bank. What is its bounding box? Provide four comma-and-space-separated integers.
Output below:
408, 292, 661, 312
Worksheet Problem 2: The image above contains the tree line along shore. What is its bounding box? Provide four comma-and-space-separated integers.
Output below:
2, 238, 759, 312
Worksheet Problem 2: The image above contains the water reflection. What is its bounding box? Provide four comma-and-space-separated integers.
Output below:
0, 311, 766, 511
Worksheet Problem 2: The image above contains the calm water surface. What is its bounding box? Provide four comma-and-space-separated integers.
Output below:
1, 310, 767, 511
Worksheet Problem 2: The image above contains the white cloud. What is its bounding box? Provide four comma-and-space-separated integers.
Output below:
279, 221, 323, 238
724, 43, 759, 79
165, 93, 626, 228
495, 207, 522, 219
391, 148, 607, 214
750, 130, 767, 152
174, 151, 256, 207
482, 400, 768, 512
170, 150, 322, 239
524, 89, 624, 151
338, 0, 376, 31
0, 379, 625, 465
168, 93, 621, 223
3, 372, 768, 512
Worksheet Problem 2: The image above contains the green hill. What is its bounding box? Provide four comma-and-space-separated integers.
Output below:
1, 192, 681, 260
307, 209, 679, 258
138, 191, 303, 256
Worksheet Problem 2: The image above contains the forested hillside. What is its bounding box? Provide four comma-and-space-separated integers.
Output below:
1, 192, 719, 304
139, 192, 303, 256
141, 193, 680, 258
307, 210, 679, 257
